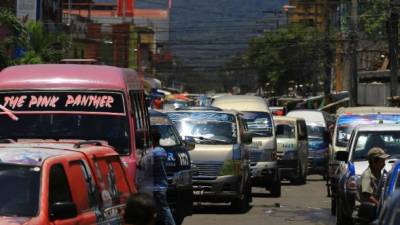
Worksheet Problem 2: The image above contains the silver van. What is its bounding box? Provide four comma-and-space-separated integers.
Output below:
165, 108, 253, 212
212, 95, 281, 197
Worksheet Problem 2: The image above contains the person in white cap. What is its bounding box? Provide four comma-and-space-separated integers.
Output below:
359, 147, 390, 206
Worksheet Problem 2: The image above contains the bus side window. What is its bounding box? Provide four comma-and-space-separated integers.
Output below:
130, 90, 151, 150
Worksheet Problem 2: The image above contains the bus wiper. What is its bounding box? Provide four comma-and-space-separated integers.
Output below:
0, 104, 19, 121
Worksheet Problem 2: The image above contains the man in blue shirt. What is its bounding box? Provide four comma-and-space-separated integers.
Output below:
152, 130, 176, 225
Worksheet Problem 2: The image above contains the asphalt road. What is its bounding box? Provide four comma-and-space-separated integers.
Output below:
183, 175, 336, 225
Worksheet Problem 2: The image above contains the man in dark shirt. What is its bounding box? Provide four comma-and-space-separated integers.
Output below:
152, 131, 176, 225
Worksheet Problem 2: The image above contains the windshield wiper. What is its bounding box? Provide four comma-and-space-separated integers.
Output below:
192, 136, 230, 144
0, 104, 19, 121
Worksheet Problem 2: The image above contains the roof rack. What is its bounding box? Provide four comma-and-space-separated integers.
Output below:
73, 140, 103, 148
0, 139, 15, 144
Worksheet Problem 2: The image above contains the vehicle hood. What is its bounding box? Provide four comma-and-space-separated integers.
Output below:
0, 216, 32, 225
250, 136, 276, 151
354, 160, 397, 176
190, 144, 233, 161
276, 138, 296, 153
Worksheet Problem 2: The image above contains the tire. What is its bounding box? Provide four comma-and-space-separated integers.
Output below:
173, 213, 185, 225
331, 197, 336, 215
336, 196, 353, 225
269, 175, 281, 197
292, 160, 306, 185
231, 178, 251, 213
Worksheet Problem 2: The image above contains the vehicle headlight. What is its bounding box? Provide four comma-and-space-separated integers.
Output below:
346, 175, 361, 193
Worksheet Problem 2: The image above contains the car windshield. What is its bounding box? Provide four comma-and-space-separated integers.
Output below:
242, 111, 273, 137
0, 164, 40, 217
0, 114, 130, 154
152, 124, 182, 147
352, 131, 400, 161
336, 114, 400, 148
0, 91, 130, 154
167, 112, 237, 144
275, 121, 295, 139
307, 125, 325, 138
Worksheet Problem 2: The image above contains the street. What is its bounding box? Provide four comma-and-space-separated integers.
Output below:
184, 175, 335, 225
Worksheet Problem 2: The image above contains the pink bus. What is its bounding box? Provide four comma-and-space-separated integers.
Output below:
0, 64, 151, 188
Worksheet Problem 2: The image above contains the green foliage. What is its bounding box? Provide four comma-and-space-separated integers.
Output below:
244, 25, 330, 95
359, 0, 389, 38
0, 9, 71, 69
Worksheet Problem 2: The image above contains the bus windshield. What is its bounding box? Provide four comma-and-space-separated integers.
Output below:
0, 91, 130, 154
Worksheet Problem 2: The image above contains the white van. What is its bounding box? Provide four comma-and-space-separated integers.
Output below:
286, 110, 334, 177
212, 95, 281, 197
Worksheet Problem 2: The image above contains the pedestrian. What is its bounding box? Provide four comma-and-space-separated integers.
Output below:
151, 130, 176, 225
124, 193, 157, 225
359, 147, 390, 206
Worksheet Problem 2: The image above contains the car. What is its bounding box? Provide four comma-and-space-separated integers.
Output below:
329, 107, 400, 215
149, 110, 193, 225
286, 110, 334, 179
165, 108, 253, 212
334, 124, 400, 225
274, 116, 309, 184
376, 190, 400, 225
0, 141, 134, 224
211, 95, 281, 197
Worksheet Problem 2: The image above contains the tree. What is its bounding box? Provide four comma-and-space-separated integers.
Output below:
244, 24, 329, 95
0, 8, 70, 68
359, 0, 390, 38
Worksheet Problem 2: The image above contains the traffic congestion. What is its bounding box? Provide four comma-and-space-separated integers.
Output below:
0, 64, 398, 225
2, 0, 400, 225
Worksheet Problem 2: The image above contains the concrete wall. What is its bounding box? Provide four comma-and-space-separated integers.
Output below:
358, 83, 390, 106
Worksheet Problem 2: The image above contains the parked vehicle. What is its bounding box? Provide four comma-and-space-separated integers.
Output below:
286, 110, 335, 178
149, 110, 193, 224
0, 141, 134, 224
334, 124, 400, 225
274, 116, 309, 184
375, 190, 400, 225
329, 107, 400, 215
211, 95, 281, 197
165, 108, 252, 212
0, 64, 152, 189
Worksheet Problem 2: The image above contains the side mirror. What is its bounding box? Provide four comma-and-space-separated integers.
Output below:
357, 202, 377, 222
184, 137, 196, 151
323, 131, 332, 144
335, 151, 349, 162
242, 132, 253, 145
50, 202, 78, 220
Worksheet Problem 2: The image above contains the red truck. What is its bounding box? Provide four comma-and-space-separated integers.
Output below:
0, 140, 134, 224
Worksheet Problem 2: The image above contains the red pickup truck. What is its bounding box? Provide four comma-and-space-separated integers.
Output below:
0, 140, 135, 225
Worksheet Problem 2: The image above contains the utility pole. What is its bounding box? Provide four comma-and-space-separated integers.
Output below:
349, 0, 358, 106
323, 0, 332, 95
388, 0, 399, 101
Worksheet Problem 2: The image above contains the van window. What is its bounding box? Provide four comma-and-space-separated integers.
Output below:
242, 111, 273, 137
49, 164, 73, 216
276, 123, 295, 139
130, 90, 151, 149
68, 161, 98, 212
